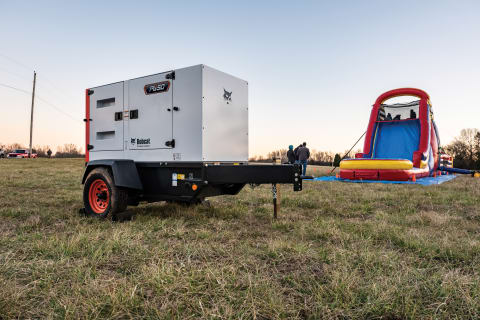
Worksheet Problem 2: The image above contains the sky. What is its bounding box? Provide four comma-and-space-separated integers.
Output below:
0, 0, 479, 156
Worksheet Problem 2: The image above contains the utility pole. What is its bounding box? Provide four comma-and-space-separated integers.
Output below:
29, 71, 36, 157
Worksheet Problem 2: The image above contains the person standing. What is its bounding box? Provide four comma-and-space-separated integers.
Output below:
47, 149, 52, 158
293, 144, 302, 164
297, 142, 310, 175
286, 145, 295, 164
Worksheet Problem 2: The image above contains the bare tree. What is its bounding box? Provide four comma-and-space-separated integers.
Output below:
4, 143, 25, 153
55, 144, 84, 158
33, 145, 51, 157
444, 128, 480, 169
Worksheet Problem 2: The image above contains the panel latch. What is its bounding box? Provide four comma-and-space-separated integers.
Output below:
130, 109, 139, 119
165, 139, 175, 148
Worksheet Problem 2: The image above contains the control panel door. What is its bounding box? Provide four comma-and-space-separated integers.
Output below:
89, 82, 124, 152
127, 73, 173, 150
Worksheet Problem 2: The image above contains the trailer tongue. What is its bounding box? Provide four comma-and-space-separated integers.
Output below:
82, 65, 307, 219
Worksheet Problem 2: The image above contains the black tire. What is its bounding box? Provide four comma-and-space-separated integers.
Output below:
83, 167, 128, 219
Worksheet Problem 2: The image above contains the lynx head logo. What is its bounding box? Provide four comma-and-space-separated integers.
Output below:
223, 89, 232, 102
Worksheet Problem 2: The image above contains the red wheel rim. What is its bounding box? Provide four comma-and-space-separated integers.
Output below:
89, 179, 110, 214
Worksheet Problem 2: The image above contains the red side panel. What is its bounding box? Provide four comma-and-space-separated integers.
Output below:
412, 151, 422, 168
417, 99, 430, 163
362, 106, 379, 157
340, 167, 430, 181
339, 169, 356, 180
354, 170, 379, 180
85, 89, 90, 163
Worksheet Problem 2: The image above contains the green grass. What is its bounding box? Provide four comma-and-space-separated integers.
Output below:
0, 158, 479, 319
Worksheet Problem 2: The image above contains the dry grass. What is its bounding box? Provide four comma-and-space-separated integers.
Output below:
0, 158, 479, 319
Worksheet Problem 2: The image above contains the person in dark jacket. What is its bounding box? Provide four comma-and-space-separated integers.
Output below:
293, 144, 302, 163
296, 142, 310, 175
286, 145, 295, 164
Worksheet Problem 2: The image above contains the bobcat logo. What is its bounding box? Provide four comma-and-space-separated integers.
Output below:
223, 89, 232, 102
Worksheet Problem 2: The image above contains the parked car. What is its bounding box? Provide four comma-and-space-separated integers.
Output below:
0, 148, 5, 158
7, 149, 38, 158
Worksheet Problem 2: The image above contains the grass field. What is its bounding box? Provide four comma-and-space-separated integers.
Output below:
0, 158, 479, 319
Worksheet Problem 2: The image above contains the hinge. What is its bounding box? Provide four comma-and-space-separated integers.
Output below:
87, 89, 94, 95
165, 71, 175, 80
87, 144, 94, 150
165, 139, 175, 148
83, 118, 92, 122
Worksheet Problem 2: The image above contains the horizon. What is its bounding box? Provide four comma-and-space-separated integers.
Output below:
1, 1, 479, 157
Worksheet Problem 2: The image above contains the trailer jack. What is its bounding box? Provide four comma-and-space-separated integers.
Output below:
272, 183, 278, 219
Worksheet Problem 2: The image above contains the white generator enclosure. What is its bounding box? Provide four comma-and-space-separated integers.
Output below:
87, 65, 248, 162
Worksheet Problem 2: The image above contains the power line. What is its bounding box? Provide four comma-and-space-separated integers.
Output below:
0, 54, 84, 123
37, 74, 80, 102
0, 66, 62, 101
0, 82, 31, 95
0, 66, 32, 81
0, 52, 80, 105
36, 95, 83, 124
0, 82, 82, 124
0, 53, 34, 71
35, 81, 84, 115
0, 69, 85, 114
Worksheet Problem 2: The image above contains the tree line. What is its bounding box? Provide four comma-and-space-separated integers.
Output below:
250, 128, 480, 170
0, 143, 84, 158
2, 128, 478, 167
443, 128, 480, 170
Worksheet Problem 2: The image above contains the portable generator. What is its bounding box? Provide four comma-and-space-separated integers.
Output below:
82, 65, 306, 219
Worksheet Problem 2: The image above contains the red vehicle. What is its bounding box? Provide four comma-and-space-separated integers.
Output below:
7, 149, 38, 158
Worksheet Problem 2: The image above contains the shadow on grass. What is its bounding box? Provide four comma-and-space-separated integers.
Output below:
130, 201, 247, 221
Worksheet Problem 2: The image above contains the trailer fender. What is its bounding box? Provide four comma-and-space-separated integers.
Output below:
82, 160, 143, 190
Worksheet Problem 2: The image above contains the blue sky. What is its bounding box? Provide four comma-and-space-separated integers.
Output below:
0, 0, 479, 155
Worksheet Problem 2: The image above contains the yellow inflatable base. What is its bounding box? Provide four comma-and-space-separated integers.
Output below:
340, 159, 414, 170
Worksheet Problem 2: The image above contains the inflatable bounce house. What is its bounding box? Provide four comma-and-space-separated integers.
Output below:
340, 88, 441, 181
